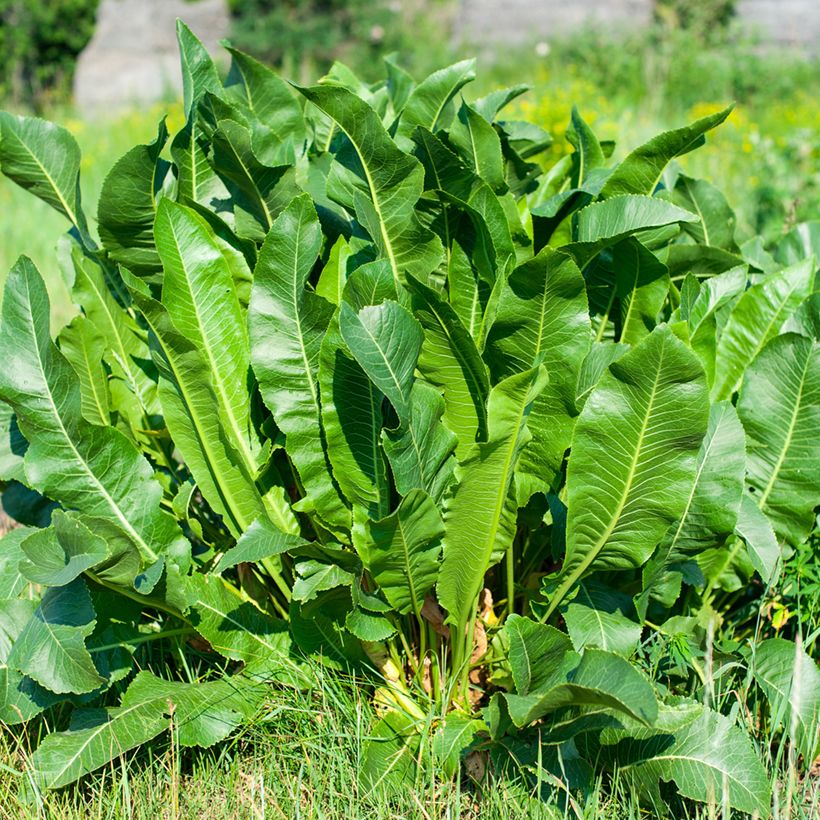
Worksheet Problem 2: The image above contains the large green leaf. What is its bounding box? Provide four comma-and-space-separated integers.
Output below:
448, 100, 506, 192
289, 588, 367, 670
188, 574, 305, 684
682, 265, 747, 387
170, 116, 226, 208
505, 615, 574, 696
40, 513, 146, 596
407, 274, 490, 455
394, 59, 476, 148
600, 107, 732, 198
412, 126, 516, 283
564, 195, 697, 271
505, 651, 658, 728
751, 638, 820, 762
19, 511, 108, 588
505, 641, 657, 728
637, 401, 746, 615
29, 669, 264, 790
58, 316, 111, 427
359, 489, 444, 618
249, 195, 348, 532
69, 250, 160, 441
292, 560, 355, 603
224, 46, 307, 163
438, 367, 546, 633
613, 237, 670, 346
431, 715, 484, 779
382, 381, 457, 504
339, 299, 423, 425
210, 120, 300, 241
668, 174, 736, 250
315, 235, 350, 306
297, 83, 443, 285
575, 195, 697, 246
156, 199, 258, 464
0, 258, 187, 569
319, 268, 393, 516
734, 495, 780, 584
177, 20, 222, 117
125, 271, 290, 536
217, 517, 311, 574
0, 113, 91, 244
567, 107, 605, 185
485, 247, 591, 497
564, 582, 642, 657
97, 119, 170, 276
610, 701, 770, 817
360, 709, 420, 791
736, 333, 820, 546
712, 259, 814, 399
0, 598, 62, 724
545, 327, 708, 619
7, 577, 103, 695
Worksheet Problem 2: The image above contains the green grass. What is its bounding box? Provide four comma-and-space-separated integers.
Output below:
0, 665, 587, 819
1, 649, 817, 819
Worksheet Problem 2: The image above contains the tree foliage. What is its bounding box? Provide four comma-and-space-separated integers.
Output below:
0, 0, 99, 107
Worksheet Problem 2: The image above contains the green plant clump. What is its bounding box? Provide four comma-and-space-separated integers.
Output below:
0, 22, 817, 815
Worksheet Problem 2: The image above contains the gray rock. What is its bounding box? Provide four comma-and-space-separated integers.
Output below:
74, 0, 230, 111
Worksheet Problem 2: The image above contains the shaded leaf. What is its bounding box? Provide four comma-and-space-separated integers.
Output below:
736, 333, 820, 547
360, 489, 444, 618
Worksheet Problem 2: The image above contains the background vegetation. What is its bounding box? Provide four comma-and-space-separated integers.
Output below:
1, 4, 816, 328
0, 0, 99, 108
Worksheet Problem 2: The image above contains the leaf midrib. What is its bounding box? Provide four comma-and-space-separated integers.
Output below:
757, 343, 811, 511
23, 277, 158, 562
719, 273, 807, 398
148, 312, 250, 534
330, 118, 400, 284
7, 128, 79, 228
454, 377, 531, 626
546, 340, 666, 619
165, 217, 256, 473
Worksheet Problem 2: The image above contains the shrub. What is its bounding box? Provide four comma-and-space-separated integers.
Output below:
0, 0, 99, 108
225, 0, 453, 83
0, 23, 817, 813
654, 0, 735, 42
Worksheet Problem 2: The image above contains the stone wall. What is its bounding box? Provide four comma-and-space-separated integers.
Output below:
455, 0, 819, 50
456, 0, 652, 47
74, 0, 229, 110
736, 0, 820, 49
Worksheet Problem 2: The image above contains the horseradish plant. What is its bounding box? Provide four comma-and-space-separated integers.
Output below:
0, 22, 817, 813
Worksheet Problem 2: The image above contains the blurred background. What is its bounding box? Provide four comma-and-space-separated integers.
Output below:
0, 0, 817, 324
